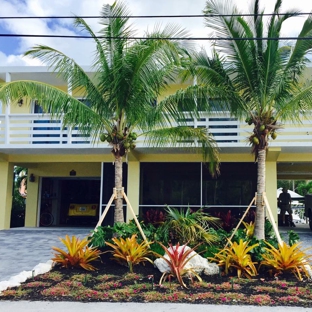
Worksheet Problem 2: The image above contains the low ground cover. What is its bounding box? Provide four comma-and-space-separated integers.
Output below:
1, 256, 312, 307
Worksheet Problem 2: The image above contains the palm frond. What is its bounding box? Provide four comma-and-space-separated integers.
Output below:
285, 14, 312, 74
0, 81, 111, 140
24, 45, 112, 118
275, 84, 312, 123
142, 126, 220, 174
204, 0, 258, 99
73, 17, 109, 75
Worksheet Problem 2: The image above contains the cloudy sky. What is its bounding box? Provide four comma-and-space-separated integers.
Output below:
0, 0, 311, 67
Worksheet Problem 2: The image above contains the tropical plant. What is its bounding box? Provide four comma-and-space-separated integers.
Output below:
229, 219, 278, 262
277, 180, 305, 192
143, 209, 166, 226
296, 181, 312, 196
106, 221, 140, 240
52, 235, 101, 271
213, 210, 237, 232
160, 206, 220, 245
10, 166, 27, 227
209, 239, 259, 279
88, 226, 113, 249
259, 241, 312, 280
264, 218, 275, 239
89, 220, 158, 250
104, 234, 154, 273
184, 0, 312, 239
195, 243, 220, 259
242, 221, 255, 238
0, 1, 220, 224
156, 242, 202, 289
288, 230, 300, 247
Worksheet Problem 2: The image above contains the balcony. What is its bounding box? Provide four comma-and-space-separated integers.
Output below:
1, 112, 312, 154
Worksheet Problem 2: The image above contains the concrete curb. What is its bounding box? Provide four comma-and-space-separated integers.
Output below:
0, 301, 310, 312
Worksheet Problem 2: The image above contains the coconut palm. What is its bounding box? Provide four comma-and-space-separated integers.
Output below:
0, 1, 219, 224
186, 0, 312, 239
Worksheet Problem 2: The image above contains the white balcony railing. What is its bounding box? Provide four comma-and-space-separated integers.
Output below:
0, 114, 91, 146
1, 113, 312, 149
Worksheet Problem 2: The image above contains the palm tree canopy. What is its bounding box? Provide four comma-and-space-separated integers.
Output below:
181, 0, 312, 240
196, 0, 312, 124
0, 1, 220, 173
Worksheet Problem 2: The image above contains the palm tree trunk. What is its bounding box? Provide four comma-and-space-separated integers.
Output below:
114, 155, 125, 223
254, 148, 266, 240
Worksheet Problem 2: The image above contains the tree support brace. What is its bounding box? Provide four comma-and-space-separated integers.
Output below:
94, 187, 149, 245
225, 192, 283, 247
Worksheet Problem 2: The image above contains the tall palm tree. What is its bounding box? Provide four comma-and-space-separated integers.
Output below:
0, 1, 219, 224
187, 0, 312, 239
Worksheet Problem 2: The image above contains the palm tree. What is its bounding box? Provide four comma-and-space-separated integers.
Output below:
0, 1, 219, 224
187, 0, 312, 239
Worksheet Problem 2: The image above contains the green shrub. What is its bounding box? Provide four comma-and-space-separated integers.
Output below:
288, 230, 300, 247
89, 220, 158, 249
160, 206, 220, 245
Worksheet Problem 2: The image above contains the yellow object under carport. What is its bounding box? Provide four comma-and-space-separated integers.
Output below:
68, 204, 98, 217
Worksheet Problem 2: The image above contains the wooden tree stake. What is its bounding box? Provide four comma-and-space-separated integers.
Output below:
94, 187, 149, 245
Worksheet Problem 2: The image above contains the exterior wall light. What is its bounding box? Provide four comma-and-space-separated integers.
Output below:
69, 170, 76, 176
29, 173, 35, 182
18, 99, 23, 107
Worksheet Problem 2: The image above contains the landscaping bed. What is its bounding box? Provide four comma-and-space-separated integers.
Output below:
1, 254, 312, 307
2, 209, 312, 307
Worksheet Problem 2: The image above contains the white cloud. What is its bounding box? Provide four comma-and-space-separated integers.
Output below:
0, 51, 42, 66
0, 0, 310, 66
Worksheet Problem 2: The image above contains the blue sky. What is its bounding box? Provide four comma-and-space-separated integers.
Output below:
0, 0, 310, 66
0, 22, 21, 55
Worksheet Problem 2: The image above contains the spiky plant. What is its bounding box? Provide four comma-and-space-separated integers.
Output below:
52, 235, 101, 271
105, 234, 154, 273
156, 242, 202, 289
260, 241, 312, 280
209, 239, 259, 279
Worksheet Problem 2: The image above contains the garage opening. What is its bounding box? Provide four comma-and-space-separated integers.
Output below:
40, 177, 100, 227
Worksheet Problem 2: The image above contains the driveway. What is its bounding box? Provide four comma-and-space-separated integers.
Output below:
0, 227, 92, 282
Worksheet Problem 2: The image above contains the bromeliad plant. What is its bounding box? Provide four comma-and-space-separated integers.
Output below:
105, 234, 154, 273
156, 242, 202, 289
52, 235, 101, 271
242, 221, 255, 238
209, 239, 259, 279
259, 241, 312, 281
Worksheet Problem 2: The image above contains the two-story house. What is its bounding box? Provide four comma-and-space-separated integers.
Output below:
1, 66, 312, 230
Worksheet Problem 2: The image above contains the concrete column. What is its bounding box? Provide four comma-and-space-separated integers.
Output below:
25, 173, 39, 227
4, 73, 11, 144
126, 159, 140, 222
265, 161, 278, 223
0, 161, 14, 230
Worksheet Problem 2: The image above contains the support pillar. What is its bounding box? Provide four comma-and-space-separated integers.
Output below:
265, 161, 278, 224
126, 158, 140, 222
265, 148, 281, 224
25, 172, 39, 227
0, 162, 14, 230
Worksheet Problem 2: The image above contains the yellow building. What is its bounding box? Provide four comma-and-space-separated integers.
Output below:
1, 66, 312, 230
